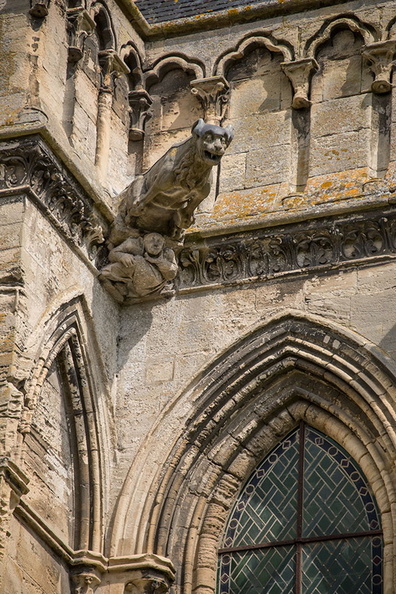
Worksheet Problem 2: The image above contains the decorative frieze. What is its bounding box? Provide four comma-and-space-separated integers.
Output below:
0, 137, 106, 262
178, 209, 396, 290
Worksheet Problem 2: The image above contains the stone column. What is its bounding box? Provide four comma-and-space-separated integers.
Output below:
95, 51, 129, 175
0, 458, 29, 591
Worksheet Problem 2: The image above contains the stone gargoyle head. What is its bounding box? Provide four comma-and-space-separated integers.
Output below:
191, 118, 234, 166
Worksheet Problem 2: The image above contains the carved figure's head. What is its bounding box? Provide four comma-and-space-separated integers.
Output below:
192, 118, 234, 166
144, 232, 165, 256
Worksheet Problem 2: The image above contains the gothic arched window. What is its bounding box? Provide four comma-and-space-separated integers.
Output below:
218, 423, 383, 593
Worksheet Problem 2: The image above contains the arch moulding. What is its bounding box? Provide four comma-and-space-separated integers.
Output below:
110, 312, 396, 594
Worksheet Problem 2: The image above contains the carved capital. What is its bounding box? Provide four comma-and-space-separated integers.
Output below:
71, 568, 101, 594
281, 58, 319, 109
99, 50, 130, 91
362, 40, 396, 94
190, 76, 230, 124
124, 570, 172, 594
29, 0, 49, 18
67, 8, 96, 63
128, 90, 153, 141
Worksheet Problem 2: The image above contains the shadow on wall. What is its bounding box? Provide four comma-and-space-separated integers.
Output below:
379, 323, 396, 361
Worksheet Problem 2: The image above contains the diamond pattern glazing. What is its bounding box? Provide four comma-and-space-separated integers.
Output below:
218, 547, 295, 594
303, 427, 380, 537
222, 428, 299, 548
217, 424, 383, 594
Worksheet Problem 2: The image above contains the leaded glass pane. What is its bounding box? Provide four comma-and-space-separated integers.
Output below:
218, 546, 295, 594
217, 425, 383, 594
222, 428, 299, 548
303, 427, 381, 537
302, 537, 383, 593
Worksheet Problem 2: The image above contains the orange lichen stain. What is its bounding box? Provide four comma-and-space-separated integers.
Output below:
321, 181, 333, 189
228, 8, 239, 16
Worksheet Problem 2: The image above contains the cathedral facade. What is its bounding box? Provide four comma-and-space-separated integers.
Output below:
1, 0, 396, 592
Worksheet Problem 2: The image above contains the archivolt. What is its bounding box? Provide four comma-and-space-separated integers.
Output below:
111, 312, 396, 593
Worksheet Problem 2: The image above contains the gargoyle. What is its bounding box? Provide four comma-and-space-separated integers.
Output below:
111, 118, 234, 244
101, 119, 233, 302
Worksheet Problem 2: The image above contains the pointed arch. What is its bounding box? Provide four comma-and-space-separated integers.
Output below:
121, 41, 144, 89
144, 54, 205, 88
90, 0, 115, 50
305, 14, 379, 59
109, 312, 396, 593
213, 31, 294, 77
19, 294, 110, 554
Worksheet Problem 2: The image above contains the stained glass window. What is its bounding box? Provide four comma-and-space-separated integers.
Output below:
218, 423, 383, 593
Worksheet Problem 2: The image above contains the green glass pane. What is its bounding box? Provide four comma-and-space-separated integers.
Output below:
302, 537, 380, 593
219, 546, 295, 594
303, 427, 380, 537
223, 429, 299, 547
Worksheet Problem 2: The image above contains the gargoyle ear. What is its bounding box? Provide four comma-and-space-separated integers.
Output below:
192, 118, 205, 136
224, 124, 234, 143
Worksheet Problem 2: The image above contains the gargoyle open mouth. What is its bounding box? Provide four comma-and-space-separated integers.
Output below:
204, 151, 222, 163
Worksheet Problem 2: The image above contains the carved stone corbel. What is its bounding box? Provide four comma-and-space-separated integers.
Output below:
66, 7, 96, 63
124, 569, 172, 594
362, 40, 396, 94
190, 76, 230, 124
29, 0, 49, 18
281, 58, 319, 109
71, 568, 101, 594
128, 90, 153, 141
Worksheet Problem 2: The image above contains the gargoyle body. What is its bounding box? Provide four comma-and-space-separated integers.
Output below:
111, 119, 234, 244
101, 119, 234, 302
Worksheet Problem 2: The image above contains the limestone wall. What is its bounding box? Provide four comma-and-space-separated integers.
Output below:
1, 0, 396, 593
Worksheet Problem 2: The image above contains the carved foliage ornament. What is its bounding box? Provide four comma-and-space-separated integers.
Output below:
0, 137, 105, 260
178, 210, 396, 290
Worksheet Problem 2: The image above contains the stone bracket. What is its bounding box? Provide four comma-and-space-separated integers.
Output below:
29, 0, 49, 18
67, 8, 96, 63
190, 76, 230, 124
281, 58, 319, 109
362, 40, 396, 94
128, 90, 153, 141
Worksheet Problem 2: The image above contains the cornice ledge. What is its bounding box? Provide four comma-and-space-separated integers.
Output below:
0, 135, 108, 269
116, 0, 352, 39
178, 203, 396, 292
0, 457, 29, 497
107, 553, 176, 581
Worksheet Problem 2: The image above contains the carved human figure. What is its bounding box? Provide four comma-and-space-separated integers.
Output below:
111, 118, 234, 243
100, 232, 178, 298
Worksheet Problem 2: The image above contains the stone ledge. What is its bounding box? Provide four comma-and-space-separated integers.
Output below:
178, 205, 396, 291
0, 136, 108, 272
